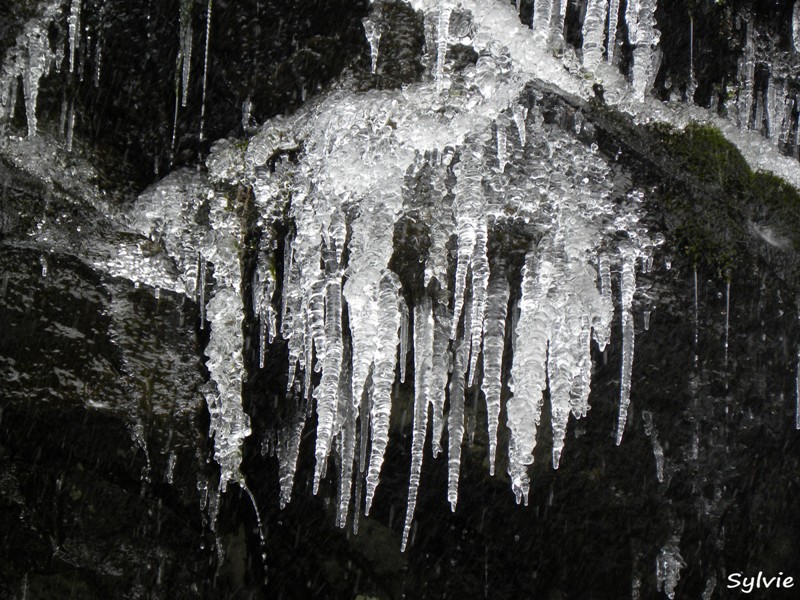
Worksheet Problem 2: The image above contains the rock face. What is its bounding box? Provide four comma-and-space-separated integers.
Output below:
1, 1, 800, 600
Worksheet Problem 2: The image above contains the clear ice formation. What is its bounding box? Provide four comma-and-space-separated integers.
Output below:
656, 536, 686, 600
0, 1, 64, 138
8, 0, 800, 557
124, 0, 665, 546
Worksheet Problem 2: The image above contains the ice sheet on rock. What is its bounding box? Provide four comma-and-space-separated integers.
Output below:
129, 169, 214, 297
532, 0, 552, 45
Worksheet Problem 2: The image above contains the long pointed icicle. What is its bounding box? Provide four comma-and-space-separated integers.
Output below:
276, 402, 306, 509
468, 226, 489, 386
402, 298, 434, 552
179, 0, 193, 107
312, 240, 344, 494
448, 299, 471, 511
364, 271, 402, 515
607, 0, 621, 63
532, 0, 553, 45
399, 297, 410, 384
336, 344, 356, 528
451, 145, 484, 339
435, 0, 452, 93
626, 0, 661, 102
616, 245, 637, 445
430, 305, 451, 457
506, 249, 552, 505
582, 0, 609, 71
483, 270, 509, 476
199, 0, 213, 142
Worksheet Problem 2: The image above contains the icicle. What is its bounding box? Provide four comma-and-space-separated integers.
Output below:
765, 78, 785, 142
483, 270, 509, 476
199, 0, 213, 142
552, 0, 568, 41
507, 249, 551, 505
65, 100, 75, 152
435, 0, 452, 93
336, 344, 356, 529
362, 17, 382, 75
687, 15, 697, 103
548, 319, 572, 469
93, 0, 107, 87
607, 0, 621, 63
724, 280, 730, 368
253, 240, 277, 368
796, 340, 800, 431
702, 576, 717, 600
616, 246, 636, 445
626, 0, 661, 102
738, 18, 755, 129
656, 536, 685, 600
179, 0, 193, 108
642, 411, 664, 482
67, 0, 81, 74
447, 299, 471, 511
496, 126, 507, 173
199, 254, 207, 329
512, 105, 527, 148
364, 271, 402, 515
693, 267, 699, 367
468, 227, 489, 385
532, 0, 553, 45
430, 305, 451, 457
276, 405, 305, 509
582, 0, 609, 71
402, 298, 434, 552
399, 297, 410, 384
794, 2, 800, 53
312, 271, 344, 494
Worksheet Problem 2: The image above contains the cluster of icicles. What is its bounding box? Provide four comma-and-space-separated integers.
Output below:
138, 87, 659, 558
3, 0, 796, 563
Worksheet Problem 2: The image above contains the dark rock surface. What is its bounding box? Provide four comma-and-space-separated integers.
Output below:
2, 1, 800, 599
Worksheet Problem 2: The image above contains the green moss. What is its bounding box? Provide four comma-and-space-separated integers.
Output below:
642, 121, 800, 276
